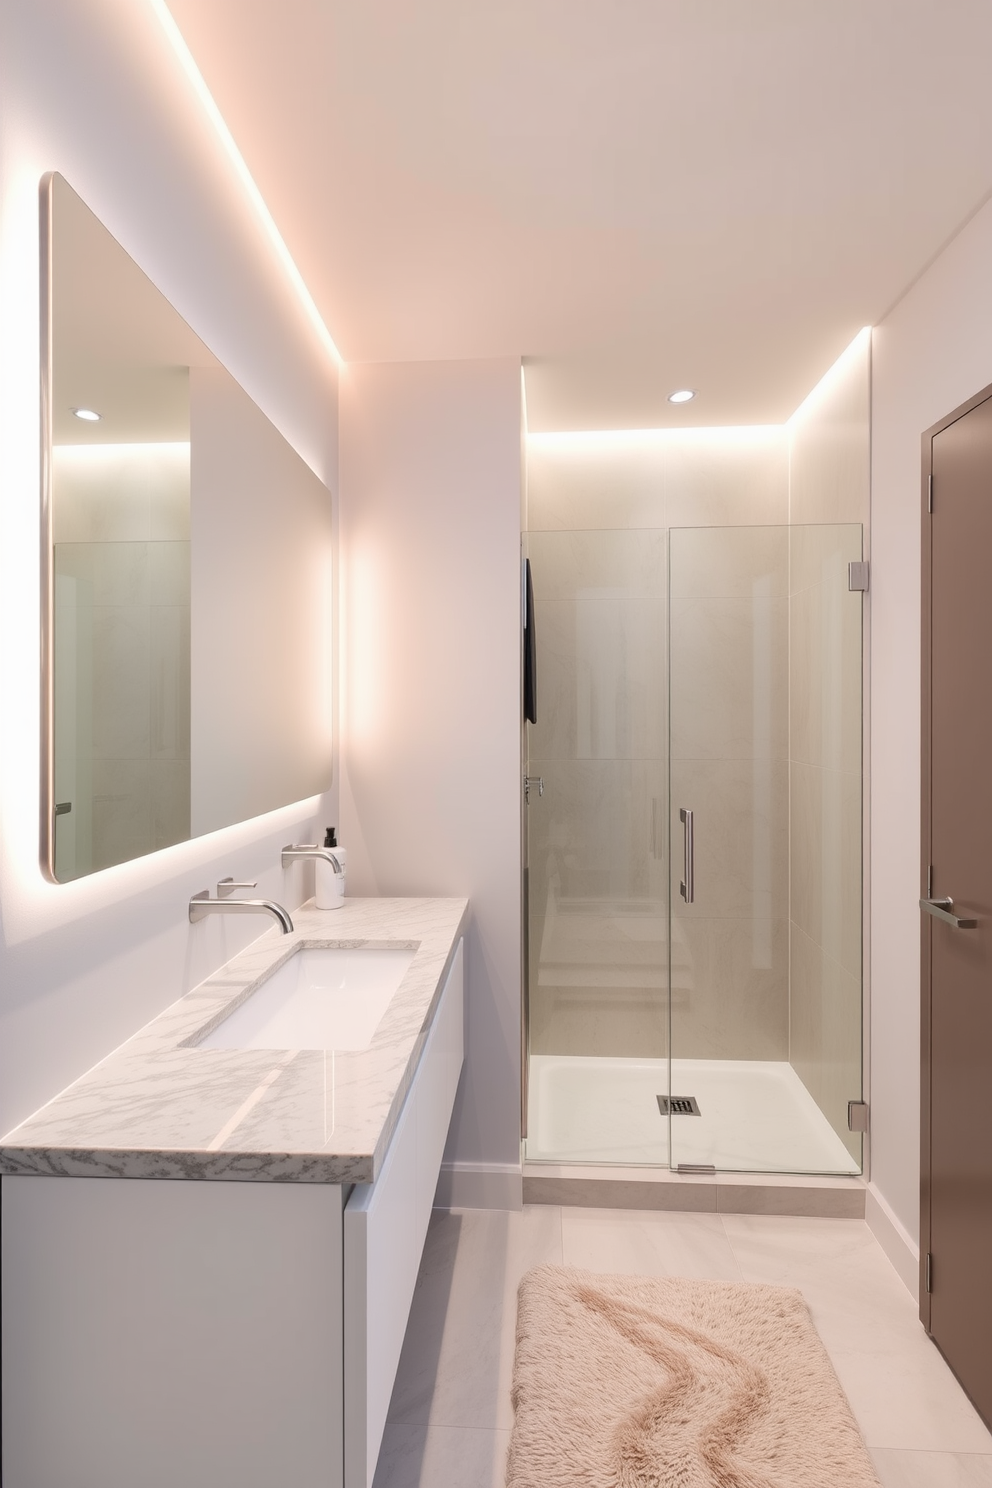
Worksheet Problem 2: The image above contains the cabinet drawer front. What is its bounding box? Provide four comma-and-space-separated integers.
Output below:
416, 940, 464, 1237
343, 938, 464, 1488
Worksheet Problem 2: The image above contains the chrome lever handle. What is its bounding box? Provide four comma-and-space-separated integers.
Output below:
920, 897, 978, 929
679, 807, 694, 904
217, 876, 258, 897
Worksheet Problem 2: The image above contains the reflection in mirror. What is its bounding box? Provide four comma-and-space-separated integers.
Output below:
42, 173, 334, 881
53, 438, 192, 879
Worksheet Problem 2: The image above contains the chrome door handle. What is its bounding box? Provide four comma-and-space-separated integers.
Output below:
920, 897, 978, 929
679, 807, 694, 904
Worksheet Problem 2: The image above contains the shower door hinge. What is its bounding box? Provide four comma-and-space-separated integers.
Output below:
848, 561, 869, 592
523, 775, 544, 803
926, 1252, 933, 1294
847, 1100, 869, 1133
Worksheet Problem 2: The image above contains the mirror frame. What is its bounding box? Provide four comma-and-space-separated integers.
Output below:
39, 171, 57, 881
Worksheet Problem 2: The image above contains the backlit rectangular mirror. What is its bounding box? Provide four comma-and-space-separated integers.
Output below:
41, 173, 334, 882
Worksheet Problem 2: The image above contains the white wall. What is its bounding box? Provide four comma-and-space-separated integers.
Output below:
190, 367, 334, 836
340, 359, 522, 1197
871, 195, 992, 1244
0, 1, 338, 1135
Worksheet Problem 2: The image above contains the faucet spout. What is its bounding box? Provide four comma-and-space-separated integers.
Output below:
281, 843, 342, 875
188, 892, 294, 935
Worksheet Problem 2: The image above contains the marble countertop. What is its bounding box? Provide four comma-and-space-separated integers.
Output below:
0, 898, 469, 1185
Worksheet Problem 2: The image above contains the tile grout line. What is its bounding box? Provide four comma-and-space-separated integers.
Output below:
716, 1210, 747, 1282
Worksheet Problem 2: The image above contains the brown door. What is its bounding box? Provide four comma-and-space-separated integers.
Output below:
922, 387, 992, 1427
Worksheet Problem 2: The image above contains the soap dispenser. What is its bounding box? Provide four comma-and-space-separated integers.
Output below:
315, 826, 346, 910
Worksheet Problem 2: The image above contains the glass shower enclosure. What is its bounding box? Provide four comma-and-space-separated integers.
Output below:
523, 521, 864, 1176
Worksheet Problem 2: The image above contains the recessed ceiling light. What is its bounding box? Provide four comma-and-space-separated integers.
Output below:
667, 389, 696, 404
72, 407, 102, 422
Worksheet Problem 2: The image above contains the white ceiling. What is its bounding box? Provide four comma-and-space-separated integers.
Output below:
166, 0, 992, 430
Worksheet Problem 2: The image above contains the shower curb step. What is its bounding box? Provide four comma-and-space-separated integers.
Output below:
522, 1163, 865, 1219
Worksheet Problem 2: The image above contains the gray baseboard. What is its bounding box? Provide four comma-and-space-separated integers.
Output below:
522, 1163, 866, 1219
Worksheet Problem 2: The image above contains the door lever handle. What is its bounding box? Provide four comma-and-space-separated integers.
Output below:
920, 897, 978, 929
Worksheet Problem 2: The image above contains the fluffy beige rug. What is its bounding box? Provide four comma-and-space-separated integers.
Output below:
507, 1266, 880, 1487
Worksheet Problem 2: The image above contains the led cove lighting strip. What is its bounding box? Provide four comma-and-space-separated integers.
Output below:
527, 425, 784, 448
55, 441, 190, 455
148, 0, 343, 368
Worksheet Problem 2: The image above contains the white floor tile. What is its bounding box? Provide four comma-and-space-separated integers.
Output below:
561, 1204, 742, 1280
386, 1205, 562, 1431
720, 1214, 992, 1453
872, 1449, 992, 1487
720, 1213, 922, 1349
376, 1204, 992, 1483
373, 1424, 510, 1488
832, 1344, 992, 1454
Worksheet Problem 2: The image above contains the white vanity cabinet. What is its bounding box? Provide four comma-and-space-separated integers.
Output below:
1, 925, 465, 1488
345, 937, 464, 1488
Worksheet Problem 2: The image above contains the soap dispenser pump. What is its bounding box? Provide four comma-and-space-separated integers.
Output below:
315, 826, 346, 910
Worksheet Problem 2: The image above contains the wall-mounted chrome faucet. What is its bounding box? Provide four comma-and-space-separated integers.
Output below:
281, 843, 343, 875
188, 890, 294, 935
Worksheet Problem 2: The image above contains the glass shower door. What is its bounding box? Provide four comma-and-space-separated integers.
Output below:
668, 524, 864, 1175
524, 526, 670, 1164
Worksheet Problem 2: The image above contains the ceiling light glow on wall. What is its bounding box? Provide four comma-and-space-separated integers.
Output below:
667, 389, 696, 404
789, 326, 871, 427
71, 407, 101, 421
147, 0, 343, 368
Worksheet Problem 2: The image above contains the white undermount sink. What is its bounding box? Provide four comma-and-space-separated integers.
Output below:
198, 946, 416, 1052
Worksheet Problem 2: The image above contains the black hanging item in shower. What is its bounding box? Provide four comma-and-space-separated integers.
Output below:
523, 556, 538, 724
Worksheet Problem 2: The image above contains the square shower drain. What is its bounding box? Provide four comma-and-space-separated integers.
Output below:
656, 1095, 701, 1116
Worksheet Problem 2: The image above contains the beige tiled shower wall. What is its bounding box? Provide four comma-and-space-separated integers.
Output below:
526, 430, 789, 1059
52, 442, 191, 878
787, 333, 870, 1161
